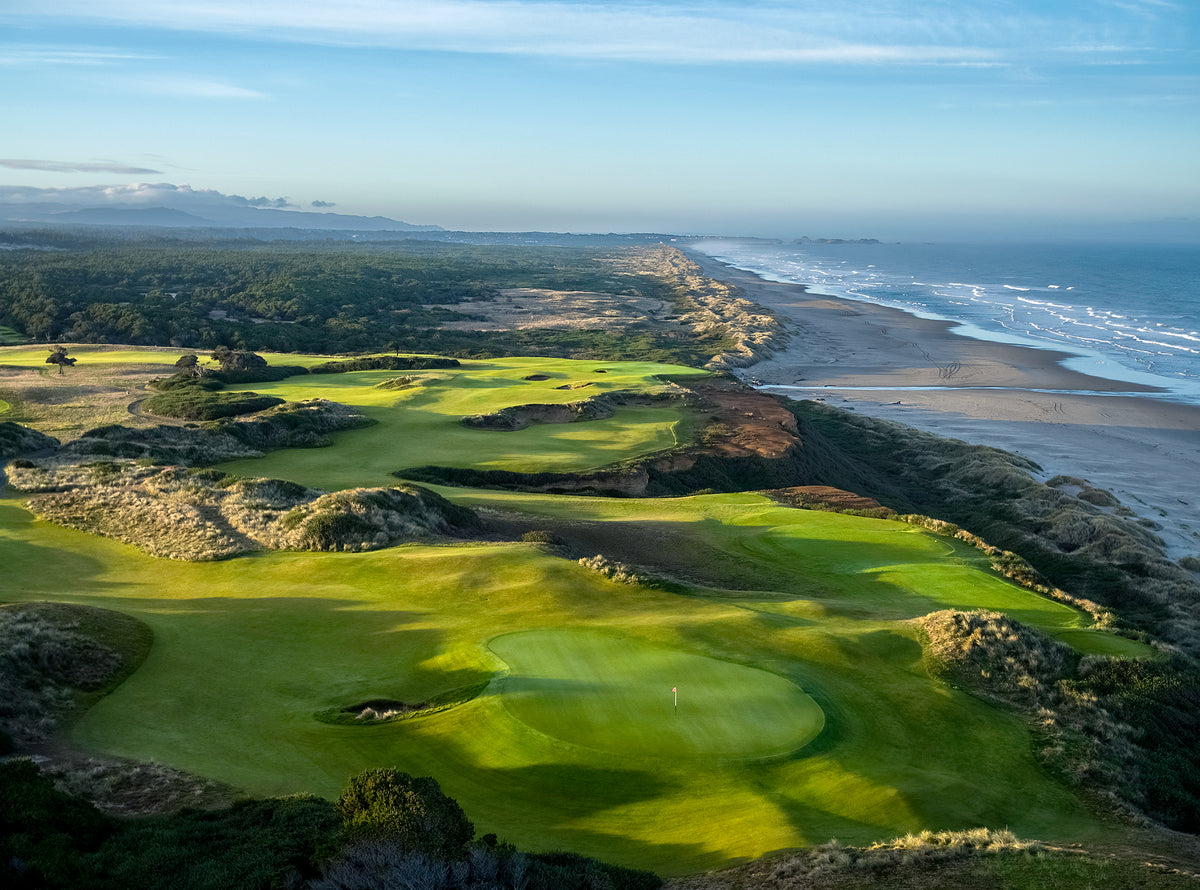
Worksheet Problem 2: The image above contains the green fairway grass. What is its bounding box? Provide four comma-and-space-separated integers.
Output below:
1045, 627, 1156, 657
0, 344, 186, 367
491, 629, 824, 757
0, 483, 1117, 873
0, 353, 1147, 875
217, 356, 706, 487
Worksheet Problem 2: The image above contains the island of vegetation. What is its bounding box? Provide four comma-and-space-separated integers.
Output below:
0, 231, 1197, 889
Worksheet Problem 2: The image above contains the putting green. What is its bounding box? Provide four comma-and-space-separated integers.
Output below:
491, 629, 824, 758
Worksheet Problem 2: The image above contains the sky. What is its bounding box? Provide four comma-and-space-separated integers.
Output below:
2, 0, 1198, 239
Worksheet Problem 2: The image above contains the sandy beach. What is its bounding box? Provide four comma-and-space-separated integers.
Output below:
685, 250, 1200, 560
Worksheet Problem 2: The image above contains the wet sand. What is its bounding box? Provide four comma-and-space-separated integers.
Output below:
686, 250, 1200, 559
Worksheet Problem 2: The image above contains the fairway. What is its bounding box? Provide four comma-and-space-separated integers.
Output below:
217, 355, 707, 487
491, 629, 823, 757
0, 349, 1141, 874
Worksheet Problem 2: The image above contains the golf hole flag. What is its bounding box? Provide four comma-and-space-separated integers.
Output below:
672, 686, 677, 711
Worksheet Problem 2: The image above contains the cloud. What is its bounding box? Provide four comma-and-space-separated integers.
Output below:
246, 196, 292, 208
3, 0, 1179, 73
311, 200, 335, 208
0, 182, 293, 210
0, 44, 164, 66
0, 183, 433, 230
117, 76, 268, 99
0, 158, 163, 175
1, 1, 1020, 67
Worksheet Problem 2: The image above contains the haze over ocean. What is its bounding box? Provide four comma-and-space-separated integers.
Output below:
696, 240, 1200, 404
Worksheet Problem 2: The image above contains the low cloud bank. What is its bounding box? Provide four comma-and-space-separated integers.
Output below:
0, 182, 441, 231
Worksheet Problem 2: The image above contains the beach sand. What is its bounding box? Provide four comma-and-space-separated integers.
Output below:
685, 250, 1200, 560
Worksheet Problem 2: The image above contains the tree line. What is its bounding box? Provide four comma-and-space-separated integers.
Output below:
0, 235, 711, 363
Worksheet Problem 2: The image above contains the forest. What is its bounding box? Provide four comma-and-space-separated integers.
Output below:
0, 232, 720, 364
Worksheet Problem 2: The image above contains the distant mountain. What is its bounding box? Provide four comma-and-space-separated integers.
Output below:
0, 196, 443, 232
51, 207, 221, 227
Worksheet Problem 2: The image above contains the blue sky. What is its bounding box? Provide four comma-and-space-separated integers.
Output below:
2, 0, 1197, 238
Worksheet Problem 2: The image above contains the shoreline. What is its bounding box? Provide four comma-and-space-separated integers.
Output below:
685, 249, 1200, 560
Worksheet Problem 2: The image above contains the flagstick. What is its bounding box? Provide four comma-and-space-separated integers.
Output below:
673, 685, 677, 716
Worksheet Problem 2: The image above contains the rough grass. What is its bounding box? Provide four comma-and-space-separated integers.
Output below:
7, 460, 477, 560
42, 755, 235, 817
665, 829, 1198, 890
917, 609, 1200, 831
0, 346, 183, 440
140, 388, 285, 421
0, 602, 150, 749
61, 398, 373, 466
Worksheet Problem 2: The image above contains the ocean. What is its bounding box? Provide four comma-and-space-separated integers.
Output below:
693, 239, 1200, 404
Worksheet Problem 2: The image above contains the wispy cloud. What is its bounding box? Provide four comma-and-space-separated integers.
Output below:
1, 1, 1019, 67
2, 0, 1181, 74
0, 43, 163, 66
0, 158, 163, 175
115, 76, 268, 99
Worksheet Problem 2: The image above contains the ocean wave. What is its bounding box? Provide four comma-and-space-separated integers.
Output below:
693, 239, 1200, 402
1017, 296, 1072, 308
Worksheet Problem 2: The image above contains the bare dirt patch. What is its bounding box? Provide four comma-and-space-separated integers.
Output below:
437, 287, 673, 331
767, 485, 893, 514
693, 378, 800, 460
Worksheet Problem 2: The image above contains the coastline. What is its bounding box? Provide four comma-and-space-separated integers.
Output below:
685, 249, 1200, 560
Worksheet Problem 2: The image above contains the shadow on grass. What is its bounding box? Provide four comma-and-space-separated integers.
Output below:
75, 594, 474, 704
0, 502, 122, 598
473, 763, 677, 816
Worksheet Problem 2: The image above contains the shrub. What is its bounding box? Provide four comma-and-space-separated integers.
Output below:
521, 529, 563, 546
0, 759, 113, 888
336, 769, 474, 860
141, 390, 285, 421
308, 355, 460, 374
578, 554, 650, 586
89, 794, 338, 890
527, 851, 662, 890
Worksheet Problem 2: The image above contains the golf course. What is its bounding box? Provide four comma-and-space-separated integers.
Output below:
0, 347, 1157, 875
